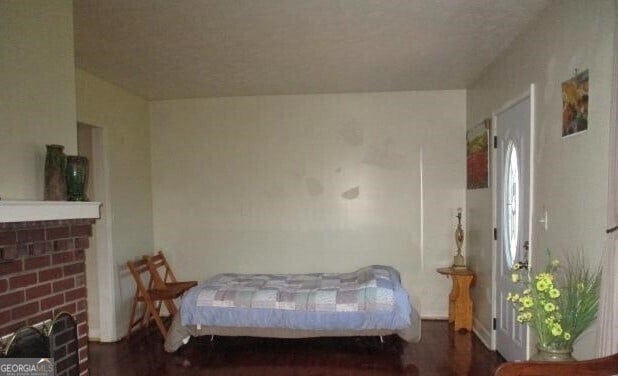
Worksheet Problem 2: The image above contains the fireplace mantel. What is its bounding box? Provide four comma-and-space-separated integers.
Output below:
0, 200, 101, 223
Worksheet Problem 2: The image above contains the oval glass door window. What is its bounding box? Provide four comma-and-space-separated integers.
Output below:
505, 142, 519, 267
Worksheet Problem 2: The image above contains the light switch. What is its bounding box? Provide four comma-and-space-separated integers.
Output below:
539, 209, 548, 231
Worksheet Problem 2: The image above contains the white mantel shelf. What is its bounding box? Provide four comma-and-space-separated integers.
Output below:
0, 201, 101, 223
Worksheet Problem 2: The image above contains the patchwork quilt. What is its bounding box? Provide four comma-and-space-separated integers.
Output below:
195, 265, 399, 312
180, 265, 412, 331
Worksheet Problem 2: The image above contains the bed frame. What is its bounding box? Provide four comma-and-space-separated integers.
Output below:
164, 308, 421, 352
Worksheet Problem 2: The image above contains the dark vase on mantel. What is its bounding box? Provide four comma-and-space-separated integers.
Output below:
44, 144, 67, 201
65, 156, 89, 201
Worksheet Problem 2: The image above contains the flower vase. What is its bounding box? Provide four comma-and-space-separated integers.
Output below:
530, 344, 575, 362
65, 156, 89, 201
44, 144, 67, 201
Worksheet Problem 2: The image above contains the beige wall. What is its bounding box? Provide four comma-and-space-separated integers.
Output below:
467, 0, 616, 358
150, 91, 466, 317
0, 0, 76, 200
75, 69, 154, 340
0, 0, 154, 341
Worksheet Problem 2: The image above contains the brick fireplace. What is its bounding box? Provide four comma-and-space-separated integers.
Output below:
0, 201, 99, 376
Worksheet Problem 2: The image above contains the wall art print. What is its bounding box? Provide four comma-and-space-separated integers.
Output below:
562, 69, 589, 137
467, 118, 490, 189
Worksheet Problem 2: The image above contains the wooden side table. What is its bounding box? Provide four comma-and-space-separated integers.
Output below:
437, 267, 475, 332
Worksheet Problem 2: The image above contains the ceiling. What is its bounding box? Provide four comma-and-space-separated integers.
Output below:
73, 0, 549, 100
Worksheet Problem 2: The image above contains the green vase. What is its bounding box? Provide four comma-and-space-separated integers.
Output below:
65, 156, 89, 201
530, 344, 575, 362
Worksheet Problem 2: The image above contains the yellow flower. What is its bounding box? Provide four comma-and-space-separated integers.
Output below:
511, 273, 520, 283
564, 332, 571, 340
544, 302, 556, 312
537, 273, 553, 281
551, 324, 563, 336
521, 296, 534, 308
536, 279, 549, 291
523, 289, 531, 295
548, 288, 560, 298
517, 312, 532, 323
516, 315, 525, 323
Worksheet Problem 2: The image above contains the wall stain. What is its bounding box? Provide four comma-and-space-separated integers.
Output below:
341, 186, 360, 200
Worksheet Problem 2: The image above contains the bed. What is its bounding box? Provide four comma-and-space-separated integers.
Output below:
164, 265, 420, 352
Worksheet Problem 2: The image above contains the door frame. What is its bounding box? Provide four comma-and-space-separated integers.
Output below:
490, 83, 536, 358
77, 122, 117, 342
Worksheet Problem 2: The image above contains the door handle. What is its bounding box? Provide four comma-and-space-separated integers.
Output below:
514, 260, 528, 270
514, 241, 530, 270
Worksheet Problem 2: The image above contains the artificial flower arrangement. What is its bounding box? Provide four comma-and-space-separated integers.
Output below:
506, 250, 601, 352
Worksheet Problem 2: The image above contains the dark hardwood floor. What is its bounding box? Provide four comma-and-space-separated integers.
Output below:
89, 320, 504, 375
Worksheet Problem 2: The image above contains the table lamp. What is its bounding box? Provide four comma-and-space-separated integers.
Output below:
453, 208, 466, 268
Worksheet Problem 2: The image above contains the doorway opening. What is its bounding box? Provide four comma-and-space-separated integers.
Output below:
77, 123, 116, 341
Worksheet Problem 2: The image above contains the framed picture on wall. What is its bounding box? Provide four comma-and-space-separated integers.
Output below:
562, 69, 589, 137
467, 118, 490, 189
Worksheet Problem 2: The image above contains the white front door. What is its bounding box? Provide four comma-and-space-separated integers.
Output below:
494, 90, 533, 361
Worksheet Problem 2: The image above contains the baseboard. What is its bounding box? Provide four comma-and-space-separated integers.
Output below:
473, 317, 493, 350
420, 314, 448, 320
88, 327, 101, 342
